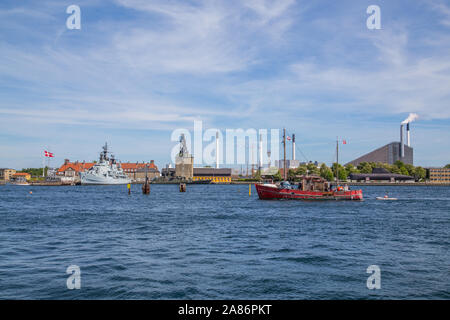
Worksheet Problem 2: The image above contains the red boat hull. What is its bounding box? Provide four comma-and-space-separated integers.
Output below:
255, 184, 363, 201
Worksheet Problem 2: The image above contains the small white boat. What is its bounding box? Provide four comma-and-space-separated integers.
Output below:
376, 195, 398, 201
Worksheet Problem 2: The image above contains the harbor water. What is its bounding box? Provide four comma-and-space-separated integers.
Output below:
0, 184, 449, 299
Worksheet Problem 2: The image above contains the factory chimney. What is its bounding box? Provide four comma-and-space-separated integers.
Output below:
292, 134, 296, 161
258, 133, 263, 171
407, 123, 410, 147
401, 113, 418, 157
215, 131, 219, 169
400, 124, 404, 158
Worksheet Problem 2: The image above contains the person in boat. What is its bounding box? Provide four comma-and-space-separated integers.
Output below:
281, 181, 292, 189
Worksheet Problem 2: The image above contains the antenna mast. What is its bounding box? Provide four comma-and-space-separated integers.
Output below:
283, 128, 287, 181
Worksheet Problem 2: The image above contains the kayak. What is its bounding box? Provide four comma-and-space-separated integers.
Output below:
376, 196, 398, 201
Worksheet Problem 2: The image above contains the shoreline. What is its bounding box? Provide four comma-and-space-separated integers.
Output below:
1, 182, 447, 186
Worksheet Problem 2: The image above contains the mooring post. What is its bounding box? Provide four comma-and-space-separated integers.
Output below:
249, 184, 251, 196
127, 183, 131, 195
179, 183, 186, 192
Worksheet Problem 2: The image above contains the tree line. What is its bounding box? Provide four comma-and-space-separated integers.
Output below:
269, 161, 428, 182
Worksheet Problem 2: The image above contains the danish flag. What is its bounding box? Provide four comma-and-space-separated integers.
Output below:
44, 150, 54, 158
286, 136, 291, 141
343, 140, 347, 145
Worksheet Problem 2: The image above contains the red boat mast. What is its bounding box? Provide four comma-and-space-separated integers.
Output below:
283, 128, 287, 181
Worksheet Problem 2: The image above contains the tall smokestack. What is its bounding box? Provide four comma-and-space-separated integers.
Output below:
400, 124, 404, 158
292, 134, 296, 161
258, 133, 263, 170
215, 131, 219, 169
407, 123, 410, 147
400, 113, 418, 157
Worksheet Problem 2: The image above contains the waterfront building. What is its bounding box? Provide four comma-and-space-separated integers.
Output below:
428, 167, 450, 183
349, 167, 414, 182
0, 168, 16, 181
57, 159, 95, 177
121, 161, 160, 182
11, 172, 31, 181
192, 168, 232, 183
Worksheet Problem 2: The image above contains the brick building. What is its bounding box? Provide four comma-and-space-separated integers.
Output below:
57, 159, 95, 177
121, 161, 160, 182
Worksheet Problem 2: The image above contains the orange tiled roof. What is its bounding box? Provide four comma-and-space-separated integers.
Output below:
57, 162, 95, 173
13, 172, 30, 176
120, 162, 158, 170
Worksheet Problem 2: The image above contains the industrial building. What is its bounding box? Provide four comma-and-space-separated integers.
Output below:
192, 168, 232, 183
175, 134, 194, 179
346, 142, 413, 166
347, 120, 415, 166
349, 167, 414, 182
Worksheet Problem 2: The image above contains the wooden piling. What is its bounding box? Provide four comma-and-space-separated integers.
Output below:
127, 183, 131, 195
142, 177, 150, 195
179, 183, 186, 192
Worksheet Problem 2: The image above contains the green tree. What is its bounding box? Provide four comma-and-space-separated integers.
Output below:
287, 169, 297, 181
295, 165, 308, 176
400, 166, 409, 176
320, 163, 334, 181
358, 162, 372, 174
345, 163, 359, 174
445, 164, 450, 169
414, 166, 426, 181
21, 167, 47, 177
331, 163, 348, 181
306, 163, 320, 175
394, 160, 405, 168
273, 170, 282, 181
404, 164, 415, 176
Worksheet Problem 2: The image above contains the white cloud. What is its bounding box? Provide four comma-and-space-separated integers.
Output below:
112, 0, 295, 73
431, 1, 450, 27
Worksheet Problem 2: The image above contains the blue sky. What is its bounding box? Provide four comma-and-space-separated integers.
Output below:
1, 0, 450, 169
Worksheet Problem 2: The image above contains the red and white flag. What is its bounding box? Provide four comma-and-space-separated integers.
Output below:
44, 150, 54, 157
286, 136, 291, 141
343, 140, 347, 145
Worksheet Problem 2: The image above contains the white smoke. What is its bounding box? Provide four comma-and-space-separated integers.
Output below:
401, 113, 419, 124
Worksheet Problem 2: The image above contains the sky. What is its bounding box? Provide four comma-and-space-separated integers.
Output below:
0, 0, 450, 169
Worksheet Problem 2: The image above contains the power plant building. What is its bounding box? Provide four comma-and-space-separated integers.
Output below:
346, 142, 413, 166
347, 120, 415, 166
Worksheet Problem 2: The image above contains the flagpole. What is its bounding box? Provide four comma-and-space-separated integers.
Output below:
336, 137, 339, 186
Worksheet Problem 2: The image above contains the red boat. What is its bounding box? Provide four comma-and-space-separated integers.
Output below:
256, 129, 363, 201
255, 181, 363, 201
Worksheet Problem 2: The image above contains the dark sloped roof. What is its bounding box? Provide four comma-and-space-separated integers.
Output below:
193, 168, 232, 176
349, 173, 413, 180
